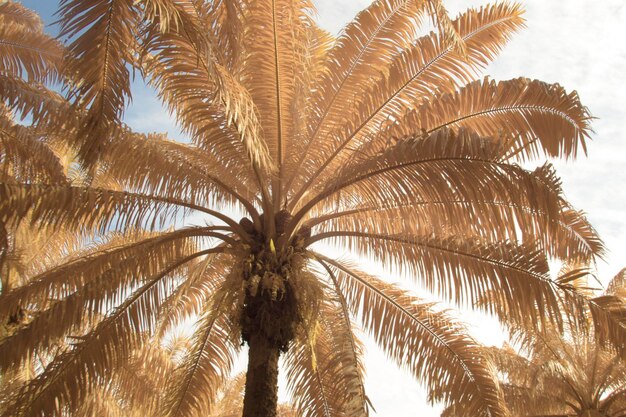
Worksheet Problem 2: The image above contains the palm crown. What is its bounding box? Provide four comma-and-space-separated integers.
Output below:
0, 1, 620, 416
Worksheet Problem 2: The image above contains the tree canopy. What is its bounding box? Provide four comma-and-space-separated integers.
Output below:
1, 1, 623, 416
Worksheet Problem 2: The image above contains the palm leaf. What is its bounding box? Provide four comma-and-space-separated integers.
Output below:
241, 0, 315, 202
0, 74, 77, 130
100, 130, 259, 213
308, 196, 603, 264
1, 248, 219, 417
59, 0, 140, 164
0, 228, 211, 326
0, 6, 62, 83
605, 268, 626, 297
156, 254, 233, 338
0, 114, 67, 183
0, 179, 249, 243
293, 129, 562, 231
588, 295, 626, 359
141, 1, 274, 174
0, 230, 209, 372
161, 290, 240, 417
289, 2, 525, 203
316, 256, 508, 417
392, 77, 592, 160
284, 293, 369, 416
291, 0, 433, 181
311, 231, 592, 335
0, 2, 44, 32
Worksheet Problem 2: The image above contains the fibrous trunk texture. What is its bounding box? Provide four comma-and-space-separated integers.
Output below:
242, 334, 280, 417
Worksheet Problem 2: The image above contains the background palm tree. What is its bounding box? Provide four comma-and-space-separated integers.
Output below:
441, 268, 626, 417
1, 1, 623, 416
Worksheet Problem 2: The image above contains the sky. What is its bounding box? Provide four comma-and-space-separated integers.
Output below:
17, 0, 626, 415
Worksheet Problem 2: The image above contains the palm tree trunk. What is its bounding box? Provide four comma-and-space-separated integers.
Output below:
242, 334, 280, 417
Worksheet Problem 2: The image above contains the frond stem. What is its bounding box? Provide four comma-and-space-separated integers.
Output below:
425, 105, 579, 136
0, 39, 60, 58
167, 291, 228, 417
270, 0, 284, 208
318, 261, 369, 412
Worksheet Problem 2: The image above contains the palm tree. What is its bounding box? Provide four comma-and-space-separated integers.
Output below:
1, 0, 621, 416
444, 269, 626, 417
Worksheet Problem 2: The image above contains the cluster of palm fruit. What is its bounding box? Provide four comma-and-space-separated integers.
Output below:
239, 211, 316, 352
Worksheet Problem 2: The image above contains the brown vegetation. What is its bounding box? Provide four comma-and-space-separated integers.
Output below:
1, 1, 624, 416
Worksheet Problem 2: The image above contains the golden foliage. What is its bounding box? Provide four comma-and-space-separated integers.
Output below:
288, 3, 527, 203
316, 256, 507, 417
448, 268, 626, 417
392, 77, 592, 160
0, 0, 617, 416
59, 0, 140, 163
0, 2, 62, 83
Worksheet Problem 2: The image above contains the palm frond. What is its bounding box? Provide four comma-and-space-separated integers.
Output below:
204, 373, 247, 416
0, 2, 44, 32
0, 7, 63, 83
605, 268, 626, 297
2, 248, 219, 417
392, 77, 592, 160
161, 289, 240, 417
241, 0, 315, 201
0, 230, 214, 372
316, 256, 508, 417
109, 342, 180, 415
485, 267, 626, 360
2, 221, 88, 283
305, 160, 603, 264
284, 291, 369, 416
0, 228, 210, 327
312, 231, 589, 334
307, 195, 603, 265
0, 114, 67, 183
287, 0, 469, 193
588, 295, 626, 359
142, 1, 274, 174
283, 23, 334, 187
289, 2, 525, 203
293, 129, 561, 231
479, 299, 626, 417
71, 385, 127, 417
0, 181, 247, 241
472, 345, 569, 417
156, 254, 233, 338
549, 205, 604, 262
290, 0, 432, 183
203, 0, 246, 71
0, 74, 77, 130
100, 130, 259, 213
59, 0, 140, 164
321, 267, 370, 416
